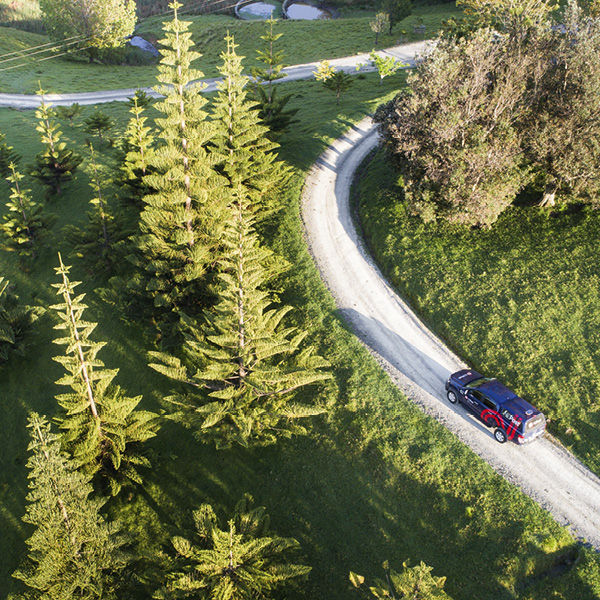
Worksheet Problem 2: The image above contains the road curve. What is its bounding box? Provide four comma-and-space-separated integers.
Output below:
301, 117, 600, 549
0, 41, 429, 108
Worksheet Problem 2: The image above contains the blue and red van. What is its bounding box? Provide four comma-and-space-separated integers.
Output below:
445, 369, 546, 444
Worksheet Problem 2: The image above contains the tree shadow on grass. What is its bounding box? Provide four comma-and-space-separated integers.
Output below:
120, 415, 599, 600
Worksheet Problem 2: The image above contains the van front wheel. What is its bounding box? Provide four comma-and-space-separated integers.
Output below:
494, 428, 507, 444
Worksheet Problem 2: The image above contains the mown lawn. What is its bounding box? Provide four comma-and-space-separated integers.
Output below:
1, 70, 600, 599
0, 3, 459, 94
355, 148, 600, 477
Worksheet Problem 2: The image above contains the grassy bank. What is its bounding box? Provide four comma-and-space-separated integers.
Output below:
355, 148, 600, 477
0, 3, 459, 94
1, 72, 600, 599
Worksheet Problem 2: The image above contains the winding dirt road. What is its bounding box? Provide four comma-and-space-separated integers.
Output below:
301, 117, 600, 549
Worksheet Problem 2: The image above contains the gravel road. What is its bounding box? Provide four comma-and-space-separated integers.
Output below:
301, 117, 600, 549
0, 41, 430, 108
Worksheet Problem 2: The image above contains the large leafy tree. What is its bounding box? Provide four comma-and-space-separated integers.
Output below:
523, 0, 600, 206
12, 413, 129, 600
375, 27, 537, 227
51, 255, 159, 494
155, 495, 311, 599
127, 1, 225, 334
31, 90, 82, 198
211, 34, 290, 218
380, 0, 411, 35
150, 190, 329, 449
39, 0, 136, 62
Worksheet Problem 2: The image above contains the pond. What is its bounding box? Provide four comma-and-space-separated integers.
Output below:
237, 1, 282, 19
285, 1, 332, 19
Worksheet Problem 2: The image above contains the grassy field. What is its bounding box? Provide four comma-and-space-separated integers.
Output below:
0, 3, 459, 94
355, 148, 600, 477
1, 68, 600, 599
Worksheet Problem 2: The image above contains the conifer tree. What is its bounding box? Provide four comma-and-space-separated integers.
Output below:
0, 277, 43, 362
51, 255, 159, 494
64, 145, 129, 274
127, 1, 226, 328
2, 163, 52, 259
150, 190, 329, 448
31, 88, 82, 197
84, 109, 114, 142
117, 93, 157, 209
155, 495, 311, 599
0, 131, 21, 177
211, 33, 289, 217
13, 412, 129, 600
250, 18, 298, 134
55, 103, 83, 127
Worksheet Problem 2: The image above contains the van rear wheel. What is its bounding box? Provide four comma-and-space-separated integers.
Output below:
494, 428, 507, 444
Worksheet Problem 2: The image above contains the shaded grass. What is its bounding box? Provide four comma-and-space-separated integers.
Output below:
1, 73, 600, 599
0, 3, 460, 94
355, 149, 600, 477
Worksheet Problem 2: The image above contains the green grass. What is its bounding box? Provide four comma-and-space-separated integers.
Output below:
355, 148, 600, 477
0, 3, 460, 94
1, 72, 600, 599
0, 0, 43, 34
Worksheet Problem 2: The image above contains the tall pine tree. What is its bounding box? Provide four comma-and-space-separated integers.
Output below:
13, 413, 129, 600
150, 189, 329, 448
127, 1, 226, 331
117, 92, 157, 210
155, 495, 310, 600
0, 277, 43, 362
211, 33, 290, 217
51, 255, 159, 494
250, 18, 298, 134
64, 145, 129, 274
30, 88, 82, 198
2, 163, 52, 259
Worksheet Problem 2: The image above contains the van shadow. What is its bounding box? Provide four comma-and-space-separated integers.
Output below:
336, 307, 502, 444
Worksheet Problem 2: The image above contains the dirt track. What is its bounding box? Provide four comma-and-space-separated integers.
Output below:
301, 117, 600, 549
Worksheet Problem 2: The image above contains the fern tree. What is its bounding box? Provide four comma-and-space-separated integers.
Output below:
155, 495, 311, 599
117, 92, 157, 210
64, 145, 129, 274
13, 413, 129, 600
84, 109, 114, 142
31, 89, 82, 197
150, 191, 329, 448
127, 1, 226, 331
0, 277, 43, 362
2, 163, 52, 259
250, 18, 298, 134
211, 33, 289, 218
51, 255, 159, 494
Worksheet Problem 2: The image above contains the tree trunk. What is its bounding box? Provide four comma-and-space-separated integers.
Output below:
539, 182, 557, 207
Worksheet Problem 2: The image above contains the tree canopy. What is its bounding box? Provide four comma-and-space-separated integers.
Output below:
39, 0, 137, 62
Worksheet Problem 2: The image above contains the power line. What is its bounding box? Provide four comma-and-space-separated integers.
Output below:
0, 0, 255, 74
0, 34, 86, 62
0, 37, 88, 65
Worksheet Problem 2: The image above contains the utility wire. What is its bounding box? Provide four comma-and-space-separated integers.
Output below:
0, 0, 253, 73
0, 37, 88, 65
0, 34, 87, 61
